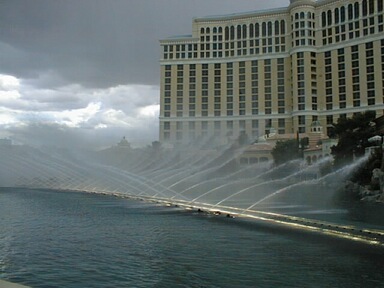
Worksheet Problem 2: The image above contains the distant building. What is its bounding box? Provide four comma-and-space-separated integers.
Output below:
238, 121, 335, 165
159, 0, 384, 147
117, 137, 131, 148
238, 142, 274, 165
302, 121, 337, 164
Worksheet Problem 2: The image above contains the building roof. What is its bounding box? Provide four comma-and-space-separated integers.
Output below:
165, 34, 193, 40
244, 142, 274, 152
193, 7, 288, 23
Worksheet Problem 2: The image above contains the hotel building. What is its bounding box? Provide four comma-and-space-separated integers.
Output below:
159, 0, 384, 146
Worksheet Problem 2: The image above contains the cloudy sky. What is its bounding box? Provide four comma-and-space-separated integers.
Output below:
0, 0, 288, 149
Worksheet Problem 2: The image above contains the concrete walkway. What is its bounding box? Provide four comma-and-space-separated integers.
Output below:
0, 280, 30, 288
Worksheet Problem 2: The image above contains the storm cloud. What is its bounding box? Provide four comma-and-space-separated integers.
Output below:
0, 0, 288, 148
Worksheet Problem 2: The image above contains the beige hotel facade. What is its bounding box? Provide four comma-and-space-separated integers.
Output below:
159, 0, 384, 146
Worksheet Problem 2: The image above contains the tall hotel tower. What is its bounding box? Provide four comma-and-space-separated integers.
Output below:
159, 0, 384, 146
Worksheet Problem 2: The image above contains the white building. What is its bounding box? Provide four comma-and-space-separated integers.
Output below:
159, 0, 384, 147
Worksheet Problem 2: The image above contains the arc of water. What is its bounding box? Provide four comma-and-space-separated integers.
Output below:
146, 147, 225, 185
145, 152, 209, 182
141, 138, 232, 177
209, 164, 310, 208
211, 157, 335, 209
224, 160, 272, 180
100, 164, 177, 198
6, 151, 83, 189
97, 164, 186, 199
243, 180, 316, 214
169, 163, 264, 200
185, 178, 248, 204
164, 151, 241, 192
241, 154, 370, 214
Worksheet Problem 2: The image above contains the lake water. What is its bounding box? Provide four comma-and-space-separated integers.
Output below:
1, 188, 384, 287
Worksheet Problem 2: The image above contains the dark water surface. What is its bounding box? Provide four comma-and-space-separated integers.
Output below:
1, 188, 384, 288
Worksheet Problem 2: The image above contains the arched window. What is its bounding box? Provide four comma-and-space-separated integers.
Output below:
255, 23, 260, 37
300, 12, 305, 19
348, 4, 353, 20
321, 12, 326, 27
237, 25, 242, 39
225, 27, 230, 41
281, 20, 285, 34
362, 0, 368, 16
275, 20, 280, 35
307, 12, 312, 19
249, 23, 254, 38
230, 26, 235, 40
295, 13, 299, 20
327, 10, 332, 26
213, 27, 217, 34
262, 22, 267, 37
354, 2, 360, 18
340, 6, 345, 22
206, 27, 210, 34
379, 0, 384, 12
200, 27, 205, 34
335, 8, 339, 24
242, 24, 247, 39
369, 0, 374, 14
218, 27, 223, 34
268, 22, 272, 36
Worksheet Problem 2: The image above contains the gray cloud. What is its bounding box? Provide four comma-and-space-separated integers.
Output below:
0, 0, 288, 148
0, 0, 288, 88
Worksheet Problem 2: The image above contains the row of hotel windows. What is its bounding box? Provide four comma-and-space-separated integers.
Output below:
294, 52, 317, 124
162, 118, 287, 140
162, 40, 287, 60
163, 20, 287, 59
291, 10, 316, 47
162, 112, 370, 140
163, 114, 335, 140
162, 40, 384, 122
162, 60, 285, 118
323, 41, 378, 110
198, 13, 312, 41
382, 39, 384, 101
322, 15, 383, 45
200, 21, 286, 40
321, 0, 383, 27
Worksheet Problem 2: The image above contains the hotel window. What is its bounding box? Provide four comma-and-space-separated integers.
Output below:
264, 60, 272, 114
298, 116, 305, 133
226, 63, 233, 116
251, 61, 259, 115
382, 40, 384, 102
366, 42, 375, 105
238, 62, 247, 116
164, 122, 170, 130
337, 49, 346, 109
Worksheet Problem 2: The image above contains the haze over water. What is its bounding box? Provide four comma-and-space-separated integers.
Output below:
1, 142, 384, 287
1, 188, 384, 288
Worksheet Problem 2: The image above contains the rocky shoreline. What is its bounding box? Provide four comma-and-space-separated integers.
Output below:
344, 168, 384, 203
